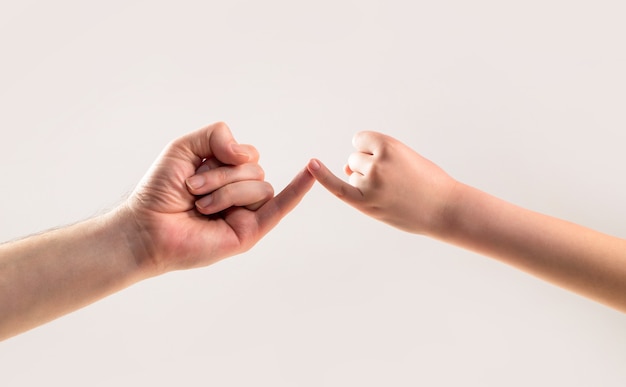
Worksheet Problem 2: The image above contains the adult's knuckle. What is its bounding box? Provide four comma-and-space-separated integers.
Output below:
251, 163, 265, 180
212, 121, 229, 131
223, 167, 232, 183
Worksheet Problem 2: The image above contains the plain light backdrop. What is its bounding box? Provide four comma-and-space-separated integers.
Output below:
1, 1, 625, 386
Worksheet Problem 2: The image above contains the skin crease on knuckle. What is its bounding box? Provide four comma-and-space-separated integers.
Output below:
216, 167, 230, 187
334, 182, 353, 201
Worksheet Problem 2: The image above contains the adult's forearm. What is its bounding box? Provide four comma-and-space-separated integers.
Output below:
0, 208, 151, 340
439, 183, 626, 312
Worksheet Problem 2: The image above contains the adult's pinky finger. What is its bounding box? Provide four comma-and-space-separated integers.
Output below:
307, 159, 364, 205
254, 167, 316, 236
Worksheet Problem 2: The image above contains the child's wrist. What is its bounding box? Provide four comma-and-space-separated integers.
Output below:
428, 179, 465, 240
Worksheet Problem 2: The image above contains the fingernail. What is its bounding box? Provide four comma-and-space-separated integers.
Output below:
196, 195, 213, 209
309, 159, 321, 171
186, 175, 205, 190
231, 144, 249, 160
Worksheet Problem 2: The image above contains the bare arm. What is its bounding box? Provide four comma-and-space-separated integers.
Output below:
0, 209, 149, 340
0, 122, 315, 340
441, 182, 626, 311
307, 131, 626, 312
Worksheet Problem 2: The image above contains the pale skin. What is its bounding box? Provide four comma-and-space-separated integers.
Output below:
307, 131, 626, 313
0, 122, 315, 340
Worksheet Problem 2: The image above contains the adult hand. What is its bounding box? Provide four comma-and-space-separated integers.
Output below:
0, 122, 314, 340
126, 122, 315, 274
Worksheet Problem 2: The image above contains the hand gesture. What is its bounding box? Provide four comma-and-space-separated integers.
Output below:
126, 122, 314, 273
307, 131, 457, 235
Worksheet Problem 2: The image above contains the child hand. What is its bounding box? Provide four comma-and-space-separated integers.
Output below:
307, 131, 457, 236
308, 131, 626, 313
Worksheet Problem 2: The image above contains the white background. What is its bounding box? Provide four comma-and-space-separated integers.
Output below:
1, 1, 625, 386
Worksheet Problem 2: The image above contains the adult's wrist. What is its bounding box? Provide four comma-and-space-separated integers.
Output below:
107, 204, 163, 280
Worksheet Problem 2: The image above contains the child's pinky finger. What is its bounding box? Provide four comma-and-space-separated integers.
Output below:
307, 159, 364, 204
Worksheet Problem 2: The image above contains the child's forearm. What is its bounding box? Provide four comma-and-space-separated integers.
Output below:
439, 182, 626, 312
